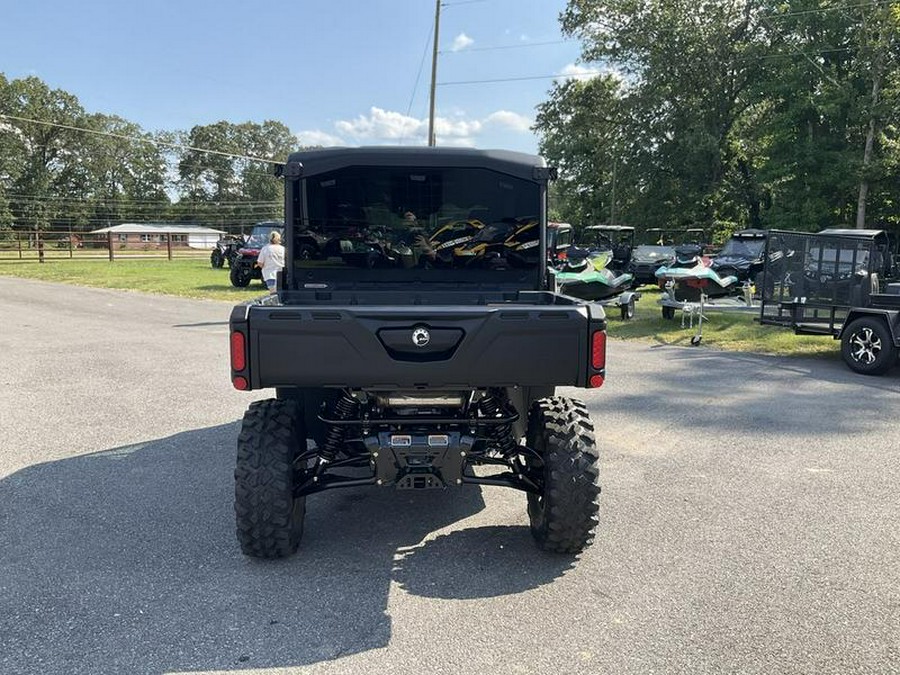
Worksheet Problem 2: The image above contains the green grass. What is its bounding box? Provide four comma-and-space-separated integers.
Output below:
606, 287, 838, 358
0, 259, 841, 358
0, 258, 265, 302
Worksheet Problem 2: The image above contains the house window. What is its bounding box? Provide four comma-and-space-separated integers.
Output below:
141, 234, 154, 242
118, 234, 127, 242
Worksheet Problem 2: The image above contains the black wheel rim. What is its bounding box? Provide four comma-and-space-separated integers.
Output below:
849, 327, 882, 365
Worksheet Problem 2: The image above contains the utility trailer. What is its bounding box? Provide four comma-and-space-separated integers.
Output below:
758, 229, 900, 375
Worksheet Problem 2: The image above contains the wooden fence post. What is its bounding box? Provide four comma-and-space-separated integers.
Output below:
37, 230, 45, 263
166, 233, 173, 260
108, 231, 114, 261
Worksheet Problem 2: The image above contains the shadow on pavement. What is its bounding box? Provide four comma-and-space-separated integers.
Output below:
0, 422, 567, 674
393, 525, 576, 599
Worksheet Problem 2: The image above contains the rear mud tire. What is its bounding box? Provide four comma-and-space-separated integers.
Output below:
526, 397, 600, 554
235, 398, 307, 558
620, 297, 635, 321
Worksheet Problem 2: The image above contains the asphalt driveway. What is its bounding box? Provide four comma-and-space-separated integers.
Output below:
0, 278, 897, 675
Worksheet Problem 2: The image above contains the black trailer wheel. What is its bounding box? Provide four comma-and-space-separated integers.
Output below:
525, 397, 600, 553
210, 249, 224, 268
662, 305, 676, 320
620, 297, 636, 321
841, 317, 895, 376
230, 264, 252, 287
235, 398, 307, 558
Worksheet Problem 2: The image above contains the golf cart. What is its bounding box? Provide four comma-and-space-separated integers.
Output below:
710, 229, 769, 286
583, 225, 635, 274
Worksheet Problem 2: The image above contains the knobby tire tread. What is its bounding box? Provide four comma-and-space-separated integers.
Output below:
234, 398, 305, 558
527, 396, 600, 554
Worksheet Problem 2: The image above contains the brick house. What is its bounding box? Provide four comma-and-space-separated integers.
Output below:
89, 223, 227, 250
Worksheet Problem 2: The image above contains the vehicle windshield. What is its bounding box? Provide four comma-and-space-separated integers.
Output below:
719, 238, 765, 258
632, 245, 674, 259
246, 225, 283, 248
295, 166, 542, 282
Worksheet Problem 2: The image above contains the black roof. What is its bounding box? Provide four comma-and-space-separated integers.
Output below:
819, 228, 887, 239
584, 225, 635, 232
284, 146, 548, 181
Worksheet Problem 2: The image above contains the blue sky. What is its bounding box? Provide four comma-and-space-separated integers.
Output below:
0, 0, 597, 155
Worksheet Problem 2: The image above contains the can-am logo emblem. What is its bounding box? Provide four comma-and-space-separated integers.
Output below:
412, 327, 430, 347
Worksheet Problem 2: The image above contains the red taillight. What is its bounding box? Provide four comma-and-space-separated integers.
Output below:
230, 331, 246, 371
591, 330, 606, 370
589, 374, 605, 388
232, 375, 249, 390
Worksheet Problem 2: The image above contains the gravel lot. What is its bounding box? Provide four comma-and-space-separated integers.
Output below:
1, 278, 898, 675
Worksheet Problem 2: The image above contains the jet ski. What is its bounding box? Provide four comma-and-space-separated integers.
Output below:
555, 250, 635, 301
655, 244, 739, 298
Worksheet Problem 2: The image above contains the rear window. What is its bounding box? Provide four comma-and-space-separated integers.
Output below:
293, 166, 541, 284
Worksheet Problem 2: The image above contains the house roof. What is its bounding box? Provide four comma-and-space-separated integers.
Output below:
89, 223, 226, 235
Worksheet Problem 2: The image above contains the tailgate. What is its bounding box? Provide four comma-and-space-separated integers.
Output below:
231, 304, 604, 389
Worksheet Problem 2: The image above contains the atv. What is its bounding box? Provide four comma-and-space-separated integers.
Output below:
210, 234, 245, 269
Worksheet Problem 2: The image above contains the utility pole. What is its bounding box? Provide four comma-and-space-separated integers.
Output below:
427, 0, 441, 147
609, 158, 617, 227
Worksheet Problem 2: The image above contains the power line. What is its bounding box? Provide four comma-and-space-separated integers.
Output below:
441, 39, 568, 54
762, 1, 896, 20
3, 192, 279, 205
439, 72, 605, 86
0, 113, 283, 164
401, 19, 436, 146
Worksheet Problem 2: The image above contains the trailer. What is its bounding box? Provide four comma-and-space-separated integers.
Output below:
758, 229, 900, 375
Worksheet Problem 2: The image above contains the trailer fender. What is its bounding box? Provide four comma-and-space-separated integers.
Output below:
839, 309, 900, 347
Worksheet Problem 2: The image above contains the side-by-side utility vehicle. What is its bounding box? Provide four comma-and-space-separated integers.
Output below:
228, 147, 606, 558
229, 221, 285, 287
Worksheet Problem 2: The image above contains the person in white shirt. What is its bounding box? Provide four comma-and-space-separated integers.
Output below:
255, 231, 285, 294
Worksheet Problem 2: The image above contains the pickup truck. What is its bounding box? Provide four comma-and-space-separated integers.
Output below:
229, 147, 607, 558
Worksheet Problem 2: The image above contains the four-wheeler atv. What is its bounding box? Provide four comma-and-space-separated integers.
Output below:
210, 234, 245, 269
229, 221, 285, 287
229, 147, 604, 558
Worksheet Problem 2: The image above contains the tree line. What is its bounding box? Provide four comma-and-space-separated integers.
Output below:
537, 0, 900, 240
0, 74, 297, 235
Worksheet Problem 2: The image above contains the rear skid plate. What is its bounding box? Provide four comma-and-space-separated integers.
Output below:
365, 432, 474, 489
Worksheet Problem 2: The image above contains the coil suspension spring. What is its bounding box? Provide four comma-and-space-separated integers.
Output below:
322, 392, 359, 460
479, 394, 517, 456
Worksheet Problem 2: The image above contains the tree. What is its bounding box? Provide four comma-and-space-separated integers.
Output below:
540, 1, 900, 236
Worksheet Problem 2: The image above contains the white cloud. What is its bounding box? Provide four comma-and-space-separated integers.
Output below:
295, 129, 345, 147
293, 106, 533, 149
450, 33, 474, 52
485, 110, 533, 133
557, 63, 604, 82
433, 115, 482, 138
336, 107, 425, 140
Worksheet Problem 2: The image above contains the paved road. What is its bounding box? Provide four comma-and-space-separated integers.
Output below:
1, 278, 898, 675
